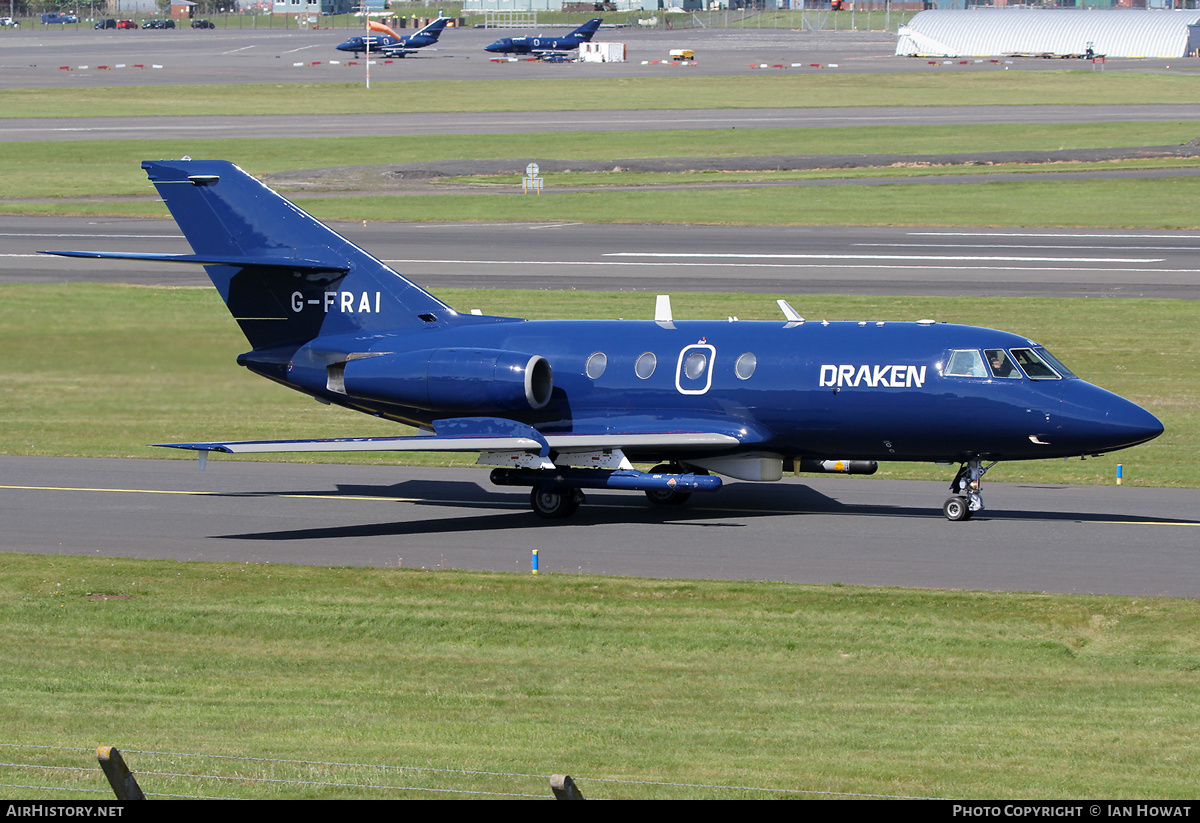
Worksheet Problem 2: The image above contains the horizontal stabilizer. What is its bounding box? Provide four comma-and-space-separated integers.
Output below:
41, 250, 349, 274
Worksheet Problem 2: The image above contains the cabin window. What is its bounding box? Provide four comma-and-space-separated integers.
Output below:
944, 349, 986, 378
683, 351, 708, 380
735, 352, 757, 380
984, 349, 1020, 379
586, 352, 607, 380
1009, 348, 1063, 380
635, 352, 657, 379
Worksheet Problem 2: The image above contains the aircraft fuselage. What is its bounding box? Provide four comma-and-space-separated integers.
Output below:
253, 317, 1161, 466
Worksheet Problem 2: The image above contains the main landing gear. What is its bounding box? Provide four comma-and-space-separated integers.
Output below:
943, 459, 995, 521
530, 487, 586, 519
491, 465, 722, 519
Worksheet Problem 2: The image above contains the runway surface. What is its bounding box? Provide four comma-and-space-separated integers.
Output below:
3, 455, 1197, 596
7, 215, 1200, 298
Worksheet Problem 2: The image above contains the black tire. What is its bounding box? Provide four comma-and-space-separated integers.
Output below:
943, 496, 970, 521
530, 487, 580, 519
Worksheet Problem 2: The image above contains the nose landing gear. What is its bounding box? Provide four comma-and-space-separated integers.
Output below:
944, 459, 995, 521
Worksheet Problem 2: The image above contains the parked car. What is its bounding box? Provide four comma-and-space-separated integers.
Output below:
142, 19, 175, 29
116, 19, 136, 29
191, 19, 214, 29
95, 18, 117, 29
41, 13, 67, 24
1, 16, 20, 27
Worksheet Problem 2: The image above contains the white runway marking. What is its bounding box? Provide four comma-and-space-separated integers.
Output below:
603, 252, 1164, 263
385, 258, 1200, 274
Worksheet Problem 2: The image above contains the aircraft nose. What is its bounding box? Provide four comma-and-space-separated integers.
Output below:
1057, 382, 1163, 454
485, 42, 499, 52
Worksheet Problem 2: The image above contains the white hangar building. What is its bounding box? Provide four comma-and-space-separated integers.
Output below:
896, 9, 1200, 58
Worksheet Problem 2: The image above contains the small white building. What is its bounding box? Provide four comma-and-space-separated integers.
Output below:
896, 9, 1200, 59
581, 41, 627, 62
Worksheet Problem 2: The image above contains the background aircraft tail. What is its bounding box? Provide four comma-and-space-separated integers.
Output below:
141, 159, 457, 351
418, 17, 450, 39
573, 18, 602, 40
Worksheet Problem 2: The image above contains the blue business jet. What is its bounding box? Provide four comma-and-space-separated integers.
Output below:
43, 160, 1163, 521
336, 17, 450, 58
484, 18, 602, 56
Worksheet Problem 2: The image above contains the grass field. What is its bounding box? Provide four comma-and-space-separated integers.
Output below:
2, 555, 1198, 799
2, 72, 1199, 119
5, 122, 1198, 201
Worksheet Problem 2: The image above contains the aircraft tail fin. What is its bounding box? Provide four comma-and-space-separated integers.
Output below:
140, 159, 457, 351
418, 17, 450, 39
572, 18, 602, 41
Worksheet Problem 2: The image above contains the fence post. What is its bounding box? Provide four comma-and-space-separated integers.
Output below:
97, 746, 146, 800
551, 774, 585, 799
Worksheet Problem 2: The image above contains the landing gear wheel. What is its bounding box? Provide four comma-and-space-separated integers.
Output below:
530, 487, 582, 519
643, 463, 701, 506
943, 496, 972, 522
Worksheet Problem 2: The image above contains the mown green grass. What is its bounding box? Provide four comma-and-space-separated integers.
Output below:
9, 177, 1200, 229
2, 72, 1199, 118
295, 176, 1200, 229
444, 156, 1200, 188
1, 285, 1192, 488
4, 122, 1197, 201
1, 555, 1198, 799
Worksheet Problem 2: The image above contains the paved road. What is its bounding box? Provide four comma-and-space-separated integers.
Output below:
7, 215, 1199, 298
3, 456, 1196, 596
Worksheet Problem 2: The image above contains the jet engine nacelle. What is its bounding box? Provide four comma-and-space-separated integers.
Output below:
336, 348, 553, 412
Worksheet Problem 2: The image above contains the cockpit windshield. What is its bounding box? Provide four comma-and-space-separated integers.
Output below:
984, 349, 1020, 379
945, 349, 987, 377
1010, 348, 1072, 380
944, 347, 1077, 381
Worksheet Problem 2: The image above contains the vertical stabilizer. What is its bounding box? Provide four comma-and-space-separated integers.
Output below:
141, 160, 456, 350
572, 18, 602, 41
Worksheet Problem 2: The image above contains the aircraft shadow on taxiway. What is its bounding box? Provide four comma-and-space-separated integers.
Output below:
212, 480, 1197, 542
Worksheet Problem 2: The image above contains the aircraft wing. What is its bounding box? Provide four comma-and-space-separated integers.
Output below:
154, 415, 749, 461
157, 431, 743, 455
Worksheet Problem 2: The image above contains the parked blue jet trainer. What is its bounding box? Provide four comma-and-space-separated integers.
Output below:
336, 17, 450, 58
43, 160, 1164, 521
484, 18, 602, 56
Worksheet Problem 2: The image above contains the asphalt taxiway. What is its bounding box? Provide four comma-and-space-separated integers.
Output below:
7, 216, 1200, 298
3, 455, 1197, 597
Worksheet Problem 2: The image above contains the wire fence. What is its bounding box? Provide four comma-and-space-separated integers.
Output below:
0, 743, 933, 800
